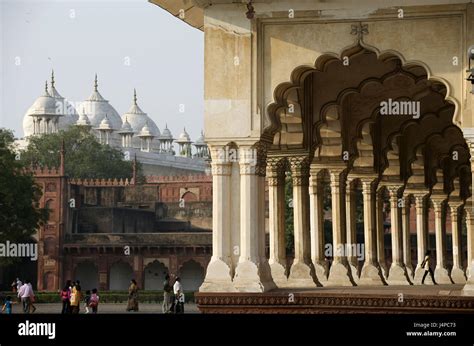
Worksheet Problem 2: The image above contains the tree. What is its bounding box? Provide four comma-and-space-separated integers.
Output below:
0, 128, 47, 266
20, 127, 140, 179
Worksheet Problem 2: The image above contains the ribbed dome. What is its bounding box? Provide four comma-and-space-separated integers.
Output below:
78, 74, 122, 131
176, 127, 191, 143
121, 89, 160, 137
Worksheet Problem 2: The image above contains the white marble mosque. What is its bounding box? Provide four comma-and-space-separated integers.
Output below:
19, 71, 209, 175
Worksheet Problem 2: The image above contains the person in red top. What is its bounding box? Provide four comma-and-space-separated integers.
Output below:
60, 283, 71, 314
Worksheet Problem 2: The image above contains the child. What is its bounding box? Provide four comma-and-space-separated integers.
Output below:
2, 296, 13, 314
84, 290, 91, 314
89, 288, 99, 314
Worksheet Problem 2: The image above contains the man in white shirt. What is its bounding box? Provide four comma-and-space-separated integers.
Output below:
172, 277, 184, 314
17, 280, 34, 313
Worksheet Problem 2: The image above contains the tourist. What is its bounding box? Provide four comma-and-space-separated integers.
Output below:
162, 274, 172, 314
27, 281, 36, 313
173, 276, 184, 314
84, 290, 91, 314
17, 280, 33, 313
60, 283, 71, 314
70, 283, 82, 314
2, 296, 13, 314
11, 278, 21, 293
89, 288, 99, 314
421, 250, 437, 285
126, 279, 139, 312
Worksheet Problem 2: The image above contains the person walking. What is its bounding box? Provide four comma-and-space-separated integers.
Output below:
60, 284, 71, 314
421, 250, 437, 285
27, 281, 36, 313
126, 279, 139, 312
2, 296, 13, 314
162, 274, 172, 314
89, 288, 99, 314
17, 280, 33, 313
173, 277, 184, 314
70, 283, 82, 314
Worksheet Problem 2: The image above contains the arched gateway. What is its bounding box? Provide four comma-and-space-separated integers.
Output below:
199, 42, 473, 293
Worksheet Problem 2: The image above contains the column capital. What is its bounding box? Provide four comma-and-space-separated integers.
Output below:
386, 184, 404, 198
267, 158, 286, 187
211, 161, 232, 176
289, 156, 310, 186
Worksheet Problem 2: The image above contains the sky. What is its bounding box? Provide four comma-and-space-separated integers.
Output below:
0, 0, 204, 141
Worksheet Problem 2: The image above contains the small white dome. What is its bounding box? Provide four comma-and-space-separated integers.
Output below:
194, 130, 206, 145
176, 127, 191, 143
159, 124, 173, 140
118, 116, 133, 133
76, 111, 91, 127
121, 89, 160, 137
98, 115, 113, 131
138, 122, 154, 137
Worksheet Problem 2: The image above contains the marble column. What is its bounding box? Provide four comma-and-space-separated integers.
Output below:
413, 193, 433, 284
402, 196, 414, 278
199, 148, 235, 292
345, 178, 359, 283
449, 202, 466, 283
359, 178, 385, 285
432, 198, 451, 284
376, 188, 388, 279
387, 185, 411, 285
463, 206, 474, 294
309, 168, 328, 285
287, 156, 317, 287
267, 157, 288, 286
234, 146, 275, 292
326, 167, 354, 286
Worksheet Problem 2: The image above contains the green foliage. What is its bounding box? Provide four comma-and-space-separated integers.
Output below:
20, 127, 139, 180
284, 175, 294, 254
0, 128, 47, 266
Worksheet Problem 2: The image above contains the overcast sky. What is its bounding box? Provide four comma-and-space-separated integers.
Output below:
0, 0, 204, 141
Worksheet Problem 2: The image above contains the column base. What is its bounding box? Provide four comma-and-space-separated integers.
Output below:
413, 265, 434, 285
434, 266, 453, 284
233, 260, 276, 292
312, 260, 328, 286
450, 267, 466, 284
462, 265, 474, 295
287, 260, 318, 288
387, 263, 411, 285
359, 262, 386, 286
326, 261, 355, 286
269, 261, 288, 288
199, 258, 236, 292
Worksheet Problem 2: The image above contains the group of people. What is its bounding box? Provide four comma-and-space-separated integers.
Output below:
2, 278, 37, 314
125, 275, 185, 314
60, 280, 100, 314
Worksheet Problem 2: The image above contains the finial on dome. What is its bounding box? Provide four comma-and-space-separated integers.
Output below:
51, 70, 55, 88
94, 73, 98, 92
133, 88, 137, 105
45, 80, 49, 94
165, 123, 168, 129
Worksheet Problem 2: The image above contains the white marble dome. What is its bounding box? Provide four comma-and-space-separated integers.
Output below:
78, 75, 122, 130
194, 130, 206, 145
49, 73, 79, 130
176, 127, 191, 143
121, 89, 160, 148
159, 124, 174, 140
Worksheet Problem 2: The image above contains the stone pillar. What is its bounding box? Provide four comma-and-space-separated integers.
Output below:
449, 202, 466, 283
233, 146, 275, 292
462, 205, 474, 294
432, 198, 451, 284
267, 157, 288, 287
345, 178, 359, 283
402, 196, 414, 278
413, 193, 433, 284
359, 178, 385, 285
326, 167, 354, 286
387, 185, 411, 285
309, 168, 328, 285
376, 188, 388, 279
199, 147, 235, 292
287, 156, 316, 287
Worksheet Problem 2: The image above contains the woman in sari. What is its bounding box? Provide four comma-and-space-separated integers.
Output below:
126, 279, 139, 312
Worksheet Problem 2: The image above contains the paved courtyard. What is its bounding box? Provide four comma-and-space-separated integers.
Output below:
4, 302, 200, 314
